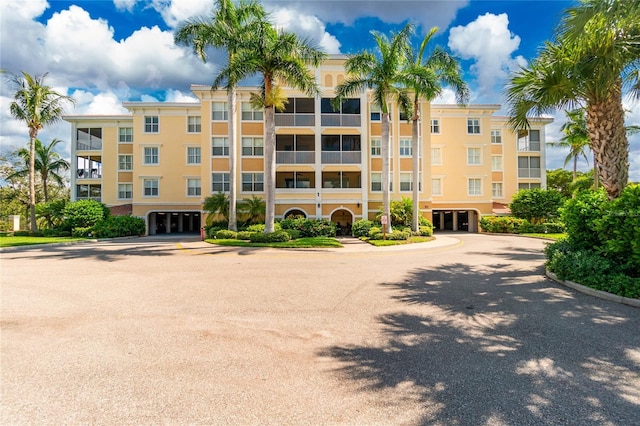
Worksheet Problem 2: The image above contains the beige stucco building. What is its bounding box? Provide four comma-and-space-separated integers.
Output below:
64, 56, 552, 235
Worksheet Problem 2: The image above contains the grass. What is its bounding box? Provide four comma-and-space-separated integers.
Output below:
0, 235, 88, 248
206, 237, 343, 248
366, 236, 436, 247
521, 233, 566, 241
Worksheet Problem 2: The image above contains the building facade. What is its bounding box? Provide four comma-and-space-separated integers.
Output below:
64, 56, 552, 235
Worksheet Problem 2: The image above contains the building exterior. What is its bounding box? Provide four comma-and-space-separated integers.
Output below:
64, 56, 552, 235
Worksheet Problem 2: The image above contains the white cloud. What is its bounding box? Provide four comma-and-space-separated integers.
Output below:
165, 89, 199, 103
150, 0, 213, 28
448, 13, 524, 101
271, 8, 341, 54
113, 0, 137, 12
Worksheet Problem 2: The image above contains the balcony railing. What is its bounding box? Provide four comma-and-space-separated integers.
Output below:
321, 151, 361, 164
275, 114, 315, 127
518, 168, 541, 178
321, 114, 361, 127
76, 139, 102, 151
518, 141, 541, 152
276, 151, 315, 164
76, 169, 101, 179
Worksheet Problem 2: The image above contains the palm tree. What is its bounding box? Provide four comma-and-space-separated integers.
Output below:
11, 138, 70, 203
203, 192, 230, 225
219, 22, 325, 232
404, 26, 469, 231
335, 25, 414, 233
8, 72, 75, 230
175, 0, 266, 232
506, 0, 640, 199
548, 109, 591, 181
239, 195, 266, 224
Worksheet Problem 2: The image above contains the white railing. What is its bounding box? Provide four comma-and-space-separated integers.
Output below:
518, 168, 541, 178
275, 114, 315, 126
321, 151, 361, 164
76, 140, 102, 151
276, 151, 315, 164
320, 114, 361, 127
76, 169, 101, 179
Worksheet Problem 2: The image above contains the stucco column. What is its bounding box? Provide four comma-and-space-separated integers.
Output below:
166, 213, 172, 234
439, 212, 445, 230
149, 213, 156, 236
453, 211, 458, 231
178, 213, 183, 233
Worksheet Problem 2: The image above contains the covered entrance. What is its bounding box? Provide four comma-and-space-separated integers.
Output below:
331, 209, 353, 236
148, 211, 201, 235
432, 210, 478, 232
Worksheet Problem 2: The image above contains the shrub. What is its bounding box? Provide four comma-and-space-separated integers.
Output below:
419, 225, 434, 237
280, 217, 336, 237
13, 230, 44, 237
351, 219, 373, 238
72, 227, 93, 238
518, 221, 566, 234
215, 229, 238, 240
41, 228, 71, 237
560, 189, 607, 251
480, 216, 527, 233
237, 231, 253, 240
91, 215, 145, 238
62, 200, 110, 230
283, 229, 301, 240
245, 223, 281, 233
368, 228, 409, 241
510, 188, 564, 223
249, 230, 291, 243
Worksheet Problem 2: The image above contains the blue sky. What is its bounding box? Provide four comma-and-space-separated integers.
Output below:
1, 0, 638, 180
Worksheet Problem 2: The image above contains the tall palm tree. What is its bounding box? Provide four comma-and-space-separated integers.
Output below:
335, 25, 414, 233
404, 26, 469, 231
11, 138, 70, 203
506, 0, 640, 199
175, 0, 266, 232
219, 22, 325, 232
239, 195, 266, 225
549, 109, 591, 181
8, 72, 75, 231
203, 192, 230, 225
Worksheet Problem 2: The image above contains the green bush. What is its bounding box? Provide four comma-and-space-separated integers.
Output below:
41, 228, 72, 237
280, 217, 336, 237
245, 223, 281, 233
13, 230, 44, 237
419, 225, 434, 237
368, 228, 409, 241
510, 188, 564, 223
249, 230, 291, 243
215, 229, 238, 239
560, 189, 607, 251
237, 231, 253, 240
480, 216, 528, 233
91, 215, 145, 238
72, 227, 93, 238
283, 229, 301, 240
62, 200, 110, 230
518, 221, 566, 234
351, 219, 373, 238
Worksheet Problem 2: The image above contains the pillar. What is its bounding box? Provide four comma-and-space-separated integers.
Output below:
149, 213, 156, 236
453, 211, 458, 231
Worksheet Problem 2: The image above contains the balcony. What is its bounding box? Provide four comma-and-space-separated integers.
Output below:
518, 168, 541, 178
275, 114, 315, 127
321, 114, 361, 127
276, 151, 315, 164
76, 169, 102, 179
76, 139, 102, 151
321, 151, 361, 164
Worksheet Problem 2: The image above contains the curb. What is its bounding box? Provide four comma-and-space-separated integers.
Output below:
0, 236, 141, 253
546, 270, 640, 308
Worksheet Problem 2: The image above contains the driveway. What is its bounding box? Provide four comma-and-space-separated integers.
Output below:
1, 234, 639, 425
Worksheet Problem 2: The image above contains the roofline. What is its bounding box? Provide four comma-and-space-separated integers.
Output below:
63, 114, 132, 121
122, 102, 200, 108
492, 115, 554, 124
431, 104, 502, 110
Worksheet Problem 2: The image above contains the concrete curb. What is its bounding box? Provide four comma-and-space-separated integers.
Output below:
546, 269, 640, 308
0, 236, 141, 253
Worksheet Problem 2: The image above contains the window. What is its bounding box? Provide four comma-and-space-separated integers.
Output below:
468, 178, 482, 196
399, 173, 413, 191
119, 127, 133, 143
371, 139, 381, 156
143, 179, 159, 197
399, 110, 410, 121
518, 129, 541, 151
432, 178, 442, 196
491, 129, 502, 144
321, 98, 361, 126
276, 171, 315, 188
370, 103, 381, 121
118, 183, 132, 199
143, 147, 159, 165
491, 155, 503, 171
467, 147, 481, 165
492, 182, 503, 198
467, 118, 480, 134
212, 137, 229, 156
431, 147, 442, 165
187, 116, 201, 133
118, 155, 133, 171
399, 139, 412, 157
322, 171, 361, 189
518, 156, 541, 178
187, 178, 201, 196
431, 119, 440, 134
370, 173, 393, 192
212, 102, 228, 121
241, 103, 263, 121
212, 173, 230, 192
187, 147, 201, 164
144, 116, 158, 133
519, 182, 541, 190
242, 137, 264, 156
242, 173, 264, 192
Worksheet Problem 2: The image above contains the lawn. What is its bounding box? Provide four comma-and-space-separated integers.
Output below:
521, 233, 566, 241
206, 237, 343, 248
0, 235, 88, 248
366, 236, 435, 247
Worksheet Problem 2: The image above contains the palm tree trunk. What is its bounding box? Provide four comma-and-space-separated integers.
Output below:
411, 108, 420, 232
228, 89, 238, 231
382, 112, 391, 233
28, 134, 37, 231
586, 82, 628, 199
593, 155, 599, 191
264, 105, 276, 233
572, 155, 577, 181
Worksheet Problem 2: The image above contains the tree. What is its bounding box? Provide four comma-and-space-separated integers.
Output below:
506, 0, 640, 200
335, 25, 414, 233
10, 138, 69, 203
8, 72, 75, 230
510, 188, 565, 224
220, 22, 325, 232
203, 192, 230, 224
549, 109, 591, 181
174, 0, 266, 232
239, 195, 265, 224
404, 26, 469, 231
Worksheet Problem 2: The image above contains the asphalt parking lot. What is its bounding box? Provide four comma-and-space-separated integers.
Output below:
1, 233, 639, 425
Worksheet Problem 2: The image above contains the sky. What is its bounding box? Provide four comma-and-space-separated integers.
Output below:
1, 0, 638, 181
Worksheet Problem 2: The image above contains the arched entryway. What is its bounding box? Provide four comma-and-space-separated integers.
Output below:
330, 209, 353, 236
284, 208, 307, 219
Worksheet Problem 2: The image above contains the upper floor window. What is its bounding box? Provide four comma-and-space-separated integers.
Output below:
399, 139, 412, 157
242, 137, 264, 156
321, 98, 360, 126
518, 129, 541, 151
119, 127, 133, 143
187, 178, 201, 196
491, 129, 502, 144
431, 147, 442, 165
492, 182, 503, 198
491, 155, 503, 171
187, 116, 201, 133
118, 154, 133, 171
118, 183, 132, 200
468, 178, 482, 196
467, 147, 482, 165
212, 102, 228, 121
467, 118, 480, 134
431, 119, 440, 134
143, 146, 159, 165
144, 116, 159, 133
212, 137, 229, 156
143, 178, 159, 197
371, 139, 381, 156
212, 173, 230, 192
518, 156, 541, 178
432, 178, 442, 196
187, 146, 201, 164
519, 182, 541, 190
242, 103, 264, 121
370, 103, 381, 121
399, 110, 410, 122
370, 172, 392, 192
400, 172, 421, 192
242, 173, 264, 192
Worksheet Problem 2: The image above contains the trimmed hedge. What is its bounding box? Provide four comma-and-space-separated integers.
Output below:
215, 229, 238, 239
279, 217, 336, 237
249, 230, 291, 243
480, 216, 528, 233
91, 215, 145, 238
351, 219, 374, 238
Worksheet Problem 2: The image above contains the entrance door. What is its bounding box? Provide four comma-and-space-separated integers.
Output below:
330, 209, 353, 236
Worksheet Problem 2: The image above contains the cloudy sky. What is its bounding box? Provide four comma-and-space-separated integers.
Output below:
1, 0, 638, 181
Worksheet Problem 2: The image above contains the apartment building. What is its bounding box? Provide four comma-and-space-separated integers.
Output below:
64, 56, 551, 235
